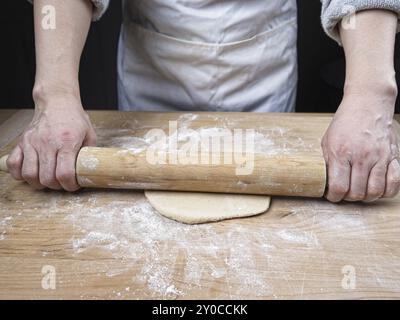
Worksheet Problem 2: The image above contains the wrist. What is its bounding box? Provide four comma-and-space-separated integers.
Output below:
343, 75, 398, 101
339, 79, 397, 117
33, 81, 81, 107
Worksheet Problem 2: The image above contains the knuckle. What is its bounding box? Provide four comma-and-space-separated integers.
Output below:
354, 148, 381, 164
38, 134, 51, 145
353, 159, 366, 167
335, 144, 351, 157
359, 149, 371, 159
59, 130, 78, 143
353, 152, 375, 166
379, 154, 392, 165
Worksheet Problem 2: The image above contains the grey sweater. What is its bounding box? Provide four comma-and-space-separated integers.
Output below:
92, 0, 400, 44
29, 0, 400, 44
321, 0, 400, 43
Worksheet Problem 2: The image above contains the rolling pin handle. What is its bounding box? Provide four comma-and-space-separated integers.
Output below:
0, 155, 9, 173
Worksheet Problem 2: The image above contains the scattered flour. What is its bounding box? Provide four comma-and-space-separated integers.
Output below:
65, 193, 275, 298
276, 229, 319, 247
1, 181, 400, 298
0, 215, 13, 241
94, 117, 315, 157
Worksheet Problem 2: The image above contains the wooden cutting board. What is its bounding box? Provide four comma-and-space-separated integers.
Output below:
0, 110, 400, 299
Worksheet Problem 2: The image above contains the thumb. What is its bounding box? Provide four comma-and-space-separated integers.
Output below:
83, 126, 97, 147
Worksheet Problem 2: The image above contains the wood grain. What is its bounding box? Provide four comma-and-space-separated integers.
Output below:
0, 109, 33, 150
0, 109, 18, 126
0, 110, 400, 299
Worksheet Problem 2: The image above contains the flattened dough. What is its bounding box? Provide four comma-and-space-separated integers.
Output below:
145, 191, 271, 224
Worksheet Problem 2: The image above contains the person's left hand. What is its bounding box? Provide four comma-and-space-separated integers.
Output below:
322, 91, 400, 202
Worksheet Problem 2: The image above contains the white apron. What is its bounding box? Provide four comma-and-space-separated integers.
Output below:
117, 0, 298, 112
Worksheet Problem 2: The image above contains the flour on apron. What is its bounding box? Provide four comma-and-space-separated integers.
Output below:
117, 0, 298, 112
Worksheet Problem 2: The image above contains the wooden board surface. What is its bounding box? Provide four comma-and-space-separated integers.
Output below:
0, 109, 18, 126
0, 110, 400, 299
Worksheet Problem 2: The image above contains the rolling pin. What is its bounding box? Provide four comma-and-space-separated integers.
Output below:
0, 146, 327, 197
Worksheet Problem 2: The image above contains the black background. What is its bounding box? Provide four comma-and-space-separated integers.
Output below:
0, 0, 399, 113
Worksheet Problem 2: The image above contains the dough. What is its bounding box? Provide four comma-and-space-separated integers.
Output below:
144, 191, 271, 224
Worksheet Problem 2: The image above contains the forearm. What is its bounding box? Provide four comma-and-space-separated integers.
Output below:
340, 10, 398, 104
322, 9, 400, 203
33, 0, 92, 102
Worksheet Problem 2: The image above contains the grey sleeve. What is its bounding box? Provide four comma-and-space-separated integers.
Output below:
321, 0, 400, 44
27, 0, 110, 21
91, 0, 110, 20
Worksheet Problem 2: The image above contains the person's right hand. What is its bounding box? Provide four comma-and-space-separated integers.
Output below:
6, 93, 97, 191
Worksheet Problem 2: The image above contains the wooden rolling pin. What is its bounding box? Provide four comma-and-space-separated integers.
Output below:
0, 147, 326, 197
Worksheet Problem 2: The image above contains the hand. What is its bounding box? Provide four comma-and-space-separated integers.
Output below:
6, 92, 97, 191
322, 91, 400, 202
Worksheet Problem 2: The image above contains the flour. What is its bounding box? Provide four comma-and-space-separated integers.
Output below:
177, 113, 199, 122
1, 184, 399, 298
276, 229, 319, 247
95, 119, 312, 158
78, 177, 95, 186
65, 192, 273, 298
80, 156, 99, 171
0, 215, 12, 241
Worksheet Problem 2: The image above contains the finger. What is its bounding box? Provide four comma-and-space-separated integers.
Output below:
21, 144, 44, 189
6, 145, 24, 180
38, 149, 62, 190
345, 163, 369, 202
364, 161, 387, 202
56, 149, 80, 192
325, 159, 351, 203
383, 159, 400, 198
83, 127, 97, 147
